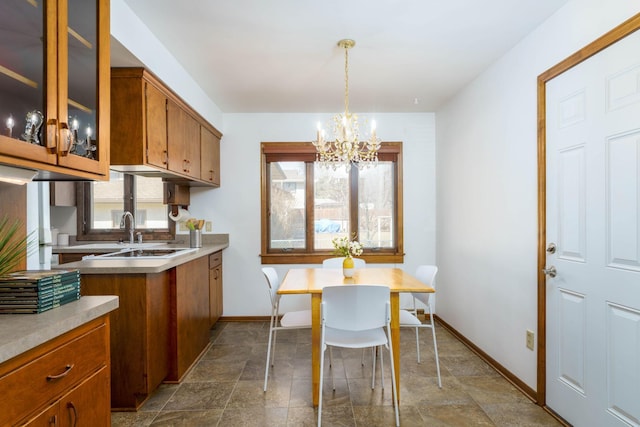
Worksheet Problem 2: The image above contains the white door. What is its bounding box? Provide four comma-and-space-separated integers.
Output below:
546, 29, 640, 427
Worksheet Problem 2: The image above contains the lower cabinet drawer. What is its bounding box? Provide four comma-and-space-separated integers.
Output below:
209, 251, 222, 269
0, 322, 108, 426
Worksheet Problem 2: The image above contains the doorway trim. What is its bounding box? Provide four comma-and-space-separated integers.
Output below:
536, 12, 640, 406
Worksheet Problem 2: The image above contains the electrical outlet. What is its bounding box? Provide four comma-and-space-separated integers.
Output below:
179, 222, 188, 232
526, 330, 535, 350
205, 221, 212, 232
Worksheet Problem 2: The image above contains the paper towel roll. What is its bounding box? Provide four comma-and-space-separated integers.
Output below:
169, 208, 191, 222
57, 233, 69, 246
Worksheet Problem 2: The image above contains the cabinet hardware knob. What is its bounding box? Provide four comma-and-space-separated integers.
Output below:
59, 123, 72, 156
66, 402, 77, 427
46, 364, 74, 381
46, 119, 58, 153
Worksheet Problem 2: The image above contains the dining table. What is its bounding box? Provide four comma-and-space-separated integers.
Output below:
278, 267, 435, 406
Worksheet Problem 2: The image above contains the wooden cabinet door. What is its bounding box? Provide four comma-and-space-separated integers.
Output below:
208, 252, 223, 326
21, 403, 58, 427
80, 273, 170, 410
200, 126, 220, 186
183, 114, 200, 179
0, 0, 58, 168
0, 0, 109, 179
56, 0, 110, 178
209, 265, 223, 326
145, 83, 168, 169
58, 368, 110, 427
170, 257, 210, 381
167, 101, 200, 179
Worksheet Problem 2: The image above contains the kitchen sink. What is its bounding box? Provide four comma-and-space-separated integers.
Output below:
82, 247, 198, 260
67, 242, 166, 250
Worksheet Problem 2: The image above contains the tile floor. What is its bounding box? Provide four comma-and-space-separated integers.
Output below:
111, 321, 563, 426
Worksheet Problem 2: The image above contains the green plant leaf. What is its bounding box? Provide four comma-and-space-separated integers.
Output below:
0, 216, 35, 277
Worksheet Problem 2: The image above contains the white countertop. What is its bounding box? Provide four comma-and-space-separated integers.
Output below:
0, 295, 119, 364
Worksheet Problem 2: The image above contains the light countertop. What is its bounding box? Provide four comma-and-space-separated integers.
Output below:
57, 243, 227, 274
0, 295, 119, 364
54, 234, 229, 275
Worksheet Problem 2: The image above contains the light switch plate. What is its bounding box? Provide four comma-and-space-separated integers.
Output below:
205, 221, 212, 232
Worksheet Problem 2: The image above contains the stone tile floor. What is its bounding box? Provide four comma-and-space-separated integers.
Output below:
112, 321, 562, 426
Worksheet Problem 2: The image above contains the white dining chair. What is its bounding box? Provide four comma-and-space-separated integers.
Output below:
262, 267, 311, 391
318, 284, 399, 427
322, 256, 366, 268
322, 256, 369, 365
399, 264, 442, 387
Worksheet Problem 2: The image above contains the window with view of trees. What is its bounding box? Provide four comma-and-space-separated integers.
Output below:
261, 142, 403, 264
76, 171, 173, 241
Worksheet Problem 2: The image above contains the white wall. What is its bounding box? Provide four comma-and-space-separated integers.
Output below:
436, 0, 640, 390
190, 113, 436, 316
110, 0, 223, 129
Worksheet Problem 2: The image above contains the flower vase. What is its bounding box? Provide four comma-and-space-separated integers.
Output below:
343, 256, 355, 278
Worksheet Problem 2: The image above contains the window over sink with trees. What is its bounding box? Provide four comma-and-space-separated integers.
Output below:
76, 171, 174, 241
260, 142, 404, 264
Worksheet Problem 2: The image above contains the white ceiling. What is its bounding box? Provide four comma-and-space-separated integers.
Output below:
114, 0, 569, 113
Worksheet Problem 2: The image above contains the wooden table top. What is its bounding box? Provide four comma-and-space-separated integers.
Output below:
279, 267, 435, 294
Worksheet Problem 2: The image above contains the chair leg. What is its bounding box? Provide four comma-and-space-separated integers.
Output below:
318, 344, 326, 427
263, 318, 275, 391
331, 346, 336, 391
429, 310, 442, 388
387, 333, 400, 426
371, 347, 377, 389
415, 325, 421, 363
329, 346, 333, 368
380, 345, 385, 390
271, 328, 278, 366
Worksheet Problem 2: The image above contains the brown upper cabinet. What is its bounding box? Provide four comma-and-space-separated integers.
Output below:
200, 126, 221, 186
110, 68, 222, 187
167, 99, 201, 180
0, 0, 110, 180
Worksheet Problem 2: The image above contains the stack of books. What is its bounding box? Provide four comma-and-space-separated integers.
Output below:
0, 269, 81, 314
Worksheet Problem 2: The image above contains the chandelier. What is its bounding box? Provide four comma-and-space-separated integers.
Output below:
313, 39, 380, 169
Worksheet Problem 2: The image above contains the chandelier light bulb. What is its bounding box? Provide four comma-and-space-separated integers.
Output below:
6, 115, 14, 138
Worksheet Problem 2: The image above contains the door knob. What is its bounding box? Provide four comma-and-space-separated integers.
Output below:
543, 266, 557, 278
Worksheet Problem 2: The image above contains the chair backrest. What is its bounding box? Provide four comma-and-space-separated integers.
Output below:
321, 285, 390, 331
262, 267, 280, 306
322, 257, 366, 268
413, 265, 438, 305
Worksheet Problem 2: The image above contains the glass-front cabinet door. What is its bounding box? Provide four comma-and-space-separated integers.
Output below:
0, 0, 57, 166
57, 0, 109, 176
0, 0, 109, 179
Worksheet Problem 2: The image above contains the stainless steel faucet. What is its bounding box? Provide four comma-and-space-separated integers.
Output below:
120, 211, 136, 244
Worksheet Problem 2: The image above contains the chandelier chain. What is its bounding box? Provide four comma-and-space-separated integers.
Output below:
344, 44, 349, 115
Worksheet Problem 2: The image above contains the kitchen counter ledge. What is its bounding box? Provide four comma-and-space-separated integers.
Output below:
0, 295, 119, 364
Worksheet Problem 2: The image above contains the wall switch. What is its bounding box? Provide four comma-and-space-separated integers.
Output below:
526, 330, 535, 350
179, 222, 188, 232
205, 221, 212, 232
